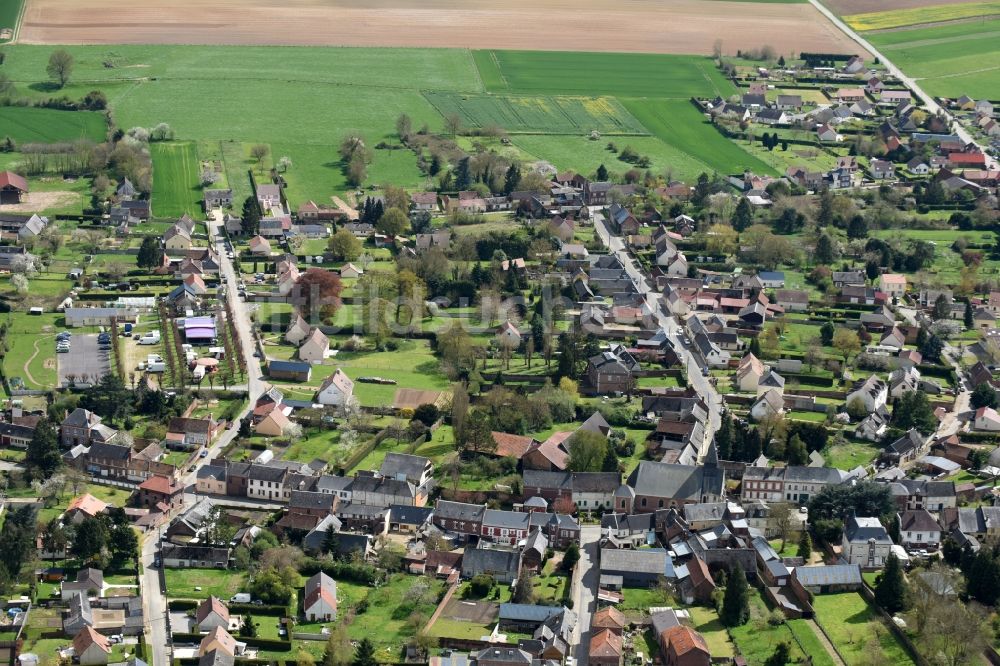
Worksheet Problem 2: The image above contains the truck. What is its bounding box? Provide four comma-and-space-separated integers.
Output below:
231, 593, 251, 604
123, 323, 133, 335
138, 331, 161, 345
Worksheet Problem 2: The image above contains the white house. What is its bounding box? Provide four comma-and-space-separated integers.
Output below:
750, 389, 784, 420
736, 353, 766, 392
285, 314, 311, 346
316, 369, 355, 407
340, 263, 363, 279
73, 627, 111, 666
842, 515, 893, 569
879, 273, 906, 299
757, 370, 785, 397
846, 375, 888, 413
665, 252, 688, 277
898, 510, 941, 550
303, 572, 337, 622
298, 328, 329, 363
196, 596, 231, 633
856, 408, 889, 442
496, 321, 522, 349
974, 406, 1000, 431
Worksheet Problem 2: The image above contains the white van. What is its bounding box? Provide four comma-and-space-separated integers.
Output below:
138, 331, 161, 345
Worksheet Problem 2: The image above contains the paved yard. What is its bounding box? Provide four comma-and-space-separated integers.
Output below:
57, 334, 110, 386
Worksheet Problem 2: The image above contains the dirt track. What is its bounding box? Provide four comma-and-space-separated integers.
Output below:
18, 0, 861, 56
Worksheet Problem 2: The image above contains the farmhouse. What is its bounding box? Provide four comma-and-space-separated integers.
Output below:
0, 171, 28, 204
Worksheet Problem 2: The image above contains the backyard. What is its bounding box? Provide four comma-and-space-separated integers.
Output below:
811, 592, 916, 665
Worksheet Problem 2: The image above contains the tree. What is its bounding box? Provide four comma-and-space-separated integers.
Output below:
323, 624, 352, 666
250, 144, 270, 172
41, 519, 68, 564
831, 328, 860, 363
891, 390, 938, 434
25, 418, 61, 480
290, 268, 343, 321
412, 403, 440, 427
968, 549, 1000, 605
462, 410, 495, 454
787, 434, 808, 466
376, 207, 409, 237
566, 430, 609, 472
807, 482, 893, 526
965, 300, 975, 329
47, 50, 74, 88
328, 228, 362, 261
920, 333, 944, 362
71, 516, 108, 561
733, 197, 753, 232
108, 523, 138, 565
240, 612, 258, 637
764, 642, 791, 666
971, 382, 998, 410
562, 543, 580, 571
512, 571, 536, 604
469, 574, 494, 597
241, 196, 261, 235
847, 214, 868, 239
136, 236, 163, 270
396, 113, 413, 142
720, 566, 750, 627
770, 503, 793, 551
932, 293, 951, 320
596, 164, 608, 181
814, 232, 836, 265
352, 638, 378, 666
346, 154, 367, 187
874, 553, 908, 613
797, 530, 812, 561
820, 320, 835, 346
250, 567, 294, 605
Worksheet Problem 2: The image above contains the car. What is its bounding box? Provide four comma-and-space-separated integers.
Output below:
56, 346, 70, 353
798, 506, 808, 514
200, 449, 209, 458
681, 336, 691, 346
252, 599, 263, 605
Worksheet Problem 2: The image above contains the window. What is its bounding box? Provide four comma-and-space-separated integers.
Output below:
641, 498, 647, 508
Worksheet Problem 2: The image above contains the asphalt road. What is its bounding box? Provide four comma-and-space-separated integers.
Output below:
138, 211, 267, 665
595, 218, 724, 458
571, 525, 601, 666
57, 334, 111, 386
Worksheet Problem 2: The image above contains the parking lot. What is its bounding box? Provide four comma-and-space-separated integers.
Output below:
57, 333, 111, 386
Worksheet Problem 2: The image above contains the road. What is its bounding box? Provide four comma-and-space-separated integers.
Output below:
594, 218, 724, 458
138, 211, 267, 663
808, 0, 997, 169
571, 525, 601, 666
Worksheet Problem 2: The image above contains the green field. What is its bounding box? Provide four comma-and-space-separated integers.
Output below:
866, 18, 1000, 97
473, 50, 735, 97
423, 91, 647, 135
844, 1, 1000, 30
622, 99, 777, 176
0, 0, 23, 41
0, 107, 107, 143
150, 141, 203, 218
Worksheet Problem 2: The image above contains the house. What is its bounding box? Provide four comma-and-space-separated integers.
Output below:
73, 626, 112, 665
856, 407, 890, 442
832, 270, 865, 287
64, 307, 139, 328
846, 375, 888, 413
907, 157, 930, 174
476, 647, 533, 666
200, 650, 235, 666
750, 389, 784, 420
758, 271, 785, 288
460, 547, 520, 584
196, 596, 230, 632
65, 494, 109, 525
284, 314, 311, 346
974, 406, 1000, 431
298, 328, 329, 363
199, 626, 241, 658
340, 263, 363, 279
136, 475, 184, 509
842, 515, 892, 568
880, 90, 911, 106
268, 359, 312, 383
256, 184, 282, 211
736, 353, 766, 392
898, 509, 941, 550
303, 572, 337, 621
590, 629, 624, 666
591, 607, 626, 635
774, 289, 809, 312
617, 450, 724, 512
843, 56, 865, 74
248, 235, 271, 255
433, 500, 486, 536
316, 369, 354, 407
61, 568, 105, 600
379, 452, 433, 488
871, 160, 896, 180
587, 351, 634, 395
411, 192, 438, 212
756, 108, 787, 125
496, 321, 522, 349
660, 626, 710, 666
196, 465, 227, 495
816, 124, 839, 142
164, 224, 193, 251
166, 417, 215, 450
776, 95, 803, 110
204, 189, 233, 209
679, 556, 716, 604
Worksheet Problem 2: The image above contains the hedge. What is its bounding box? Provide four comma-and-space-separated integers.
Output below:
171, 633, 292, 650
167, 599, 198, 611
228, 602, 288, 615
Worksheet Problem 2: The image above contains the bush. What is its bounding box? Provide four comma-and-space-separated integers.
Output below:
469, 574, 494, 597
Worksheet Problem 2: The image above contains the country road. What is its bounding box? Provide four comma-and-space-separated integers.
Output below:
810, 0, 997, 169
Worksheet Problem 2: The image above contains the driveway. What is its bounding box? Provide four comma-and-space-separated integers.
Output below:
57, 334, 110, 386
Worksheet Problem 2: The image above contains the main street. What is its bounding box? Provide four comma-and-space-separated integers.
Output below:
139, 212, 267, 664
595, 218, 724, 458
571, 525, 601, 666
808, 0, 997, 169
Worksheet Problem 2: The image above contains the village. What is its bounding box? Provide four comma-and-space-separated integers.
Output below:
0, 37, 999, 666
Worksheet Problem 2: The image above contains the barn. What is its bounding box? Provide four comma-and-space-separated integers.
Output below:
0, 172, 29, 205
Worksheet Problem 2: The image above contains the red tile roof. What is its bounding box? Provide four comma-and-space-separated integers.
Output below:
0, 171, 28, 192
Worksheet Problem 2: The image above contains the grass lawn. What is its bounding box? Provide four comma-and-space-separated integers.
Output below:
282, 428, 344, 465
163, 568, 246, 600
729, 590, 809, 664
619, 585, 673, 611
0, 107, 106, 143
811, 592, 916, 665
787, 619, 838, 666
824, 441, 880, 470
686, 606, 736, 658
532, 559, 570, 605
150, 141, 203, 218
0, 0, 23, 40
